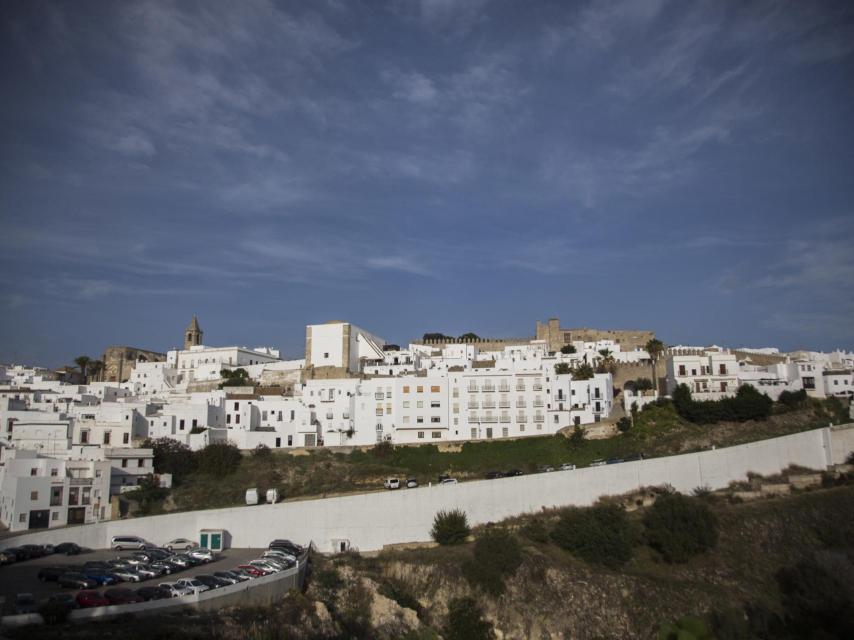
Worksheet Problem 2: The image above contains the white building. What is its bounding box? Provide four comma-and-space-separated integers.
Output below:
166, 345, 280, 385
666, 351, 739, 401
305, 321, 385, 374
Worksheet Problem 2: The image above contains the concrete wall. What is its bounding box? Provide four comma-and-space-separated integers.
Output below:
2, 426, 852, 554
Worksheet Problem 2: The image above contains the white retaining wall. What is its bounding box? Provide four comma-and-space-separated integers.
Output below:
2, 425, 852, 553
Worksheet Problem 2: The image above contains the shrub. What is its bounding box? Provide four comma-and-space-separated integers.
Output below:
462, 528, 523, 595
445, 597, 495, 640
777, 389, 807, 411
252, 444, 272, 458
431, 509, 471, 545
569, 425, 585, 446
196, 442, 242, 476
143, 437, 196, 483
124, 474, 168, 515
634, 377, 654, 391
371, 440, 394, 459
555, 362, 571, 375
560, 344, 577, 354
776, 560, 854, 638
521, 517, 550, 543
617, 417, 632, 433
571, 363, 595, 380
38, 600, 71, 625
672, 384, 772, 424
551, 504, 636, 568
643, 493, 718, 563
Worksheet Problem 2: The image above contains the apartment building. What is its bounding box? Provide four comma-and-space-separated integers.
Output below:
666, 352, 739, 401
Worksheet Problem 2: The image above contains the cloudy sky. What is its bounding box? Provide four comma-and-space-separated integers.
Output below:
1, 0, 853, 366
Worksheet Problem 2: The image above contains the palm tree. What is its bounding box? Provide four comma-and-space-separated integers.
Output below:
645, 339, 665, 392
597, 348, 616, 374
74, 355, 91, 382
88, 360, 104, 382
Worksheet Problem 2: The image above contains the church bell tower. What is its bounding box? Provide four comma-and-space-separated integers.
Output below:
184, 315, 203, 350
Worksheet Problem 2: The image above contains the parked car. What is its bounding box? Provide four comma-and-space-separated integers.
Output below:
438, 473, 451, 483
261, 557, 293, 570
439, 477, 458, 485
58, 572, 98, 589
76, 590, 110, 608
165, 538, 196, 552
175, 578, 210, 594
158, 582, 193, 597
195, 574, 230, 589
0, 549, 16, 565
111, 535, 150, 551
263, 549, 295, 562
268, 539, 302, 555
55, 542, 82, 555
231, 568, 256, 580
14, 593, 37, 615
110, 567, 141, 582
589, 459, 607, 467
606, 457, 624, 465
624, 453, 646, 462
236, 564, 267, 577
537, 465, 555, 473
135, 564, 164, 579
45, 593, 79, 610
406, 478, 418, 488
167, 555, 194, 568
216, 570, 249, 583
82, 569, 119, 586
384, 477, 400, 490
248, 560, 280, 574
506, 469, 524, 477
84, 560, 112, 571
485, 470, 504, 479
6, 547, 32, 561
559, 463, 577, 471
136, 586, 171, 601
37, 566, 69, 582
130, 551, 157, 563
105, 588, 144, 605
187, 548, 215, 563
150, 560, 175, 575
21, 544, 49, 558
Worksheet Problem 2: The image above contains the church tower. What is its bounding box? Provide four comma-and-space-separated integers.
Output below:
184, 315, 203, 350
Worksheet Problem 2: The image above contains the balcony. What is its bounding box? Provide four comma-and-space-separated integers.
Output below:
480, 415, 497, 423
533, 414, 545, 423
498, 400, 510, 408
516, 400, 526, 408
69, 477, 93, 486
517, 414, 527, 422
467, 384, 479, 393
482, 385, 495, 393
516, 384, 526, 391
533, 384, 543, 391
533, 400, 544, 408
482, 400, 496, 409
500, 414, 511, 423
467, 401, 479, 410
374, 392, 385, 400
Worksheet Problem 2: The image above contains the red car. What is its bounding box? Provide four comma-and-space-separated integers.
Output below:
76, 590, 110, 608
236, 564, 266, 577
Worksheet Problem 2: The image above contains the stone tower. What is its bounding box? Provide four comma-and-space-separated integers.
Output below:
184, 315, 203, 350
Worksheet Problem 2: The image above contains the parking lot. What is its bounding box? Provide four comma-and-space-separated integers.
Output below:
0, 547, 267, 615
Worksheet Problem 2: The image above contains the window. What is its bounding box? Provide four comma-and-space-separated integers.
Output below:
323, 352, 329, 358
19, 514, 25, 523
431, 401, 440, 408
103, 431, 111, 445
431, 416, 440, 423
121, 459, 128, 468
417, 400, 424, 408
82, 487, 91, 505
431, 385, 440, 393
402, 416, 410, 424
403, 386, 410, 393
235, 414, 240, 424
123, 433, 130, 444
416, 416, 424, 423
52, 511, 58, 521
719, 364, 727, 374
262, 411, 268, 421
287, 435, 293, 446
226, 414, 232, 424
678, 365, 686, 376
30, 491, 39, 500
138, 459, 145, 468
432, 431, 441, 438
417, 386, 424, 393
502, 427, 509, 437
403, 401, 410, 408
50, 487, 62, 506
720, 381, 727, 392
417, 431, 424, 439
50, 468, 58, 477
471, 428, 478, 438
30, 468, 38, 476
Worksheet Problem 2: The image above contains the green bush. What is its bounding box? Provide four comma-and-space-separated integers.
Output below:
560, 345, 577, 354
672, 384, 772, 424
445, 597, 495, 640
521, 517, 550, 543
617, 417, 632, 433
252, 444, 272, 458
776, 560, 854, 638
777, 389, 807, 411
569, 425, 585, 446
462, 528, 523, 595
142, 437, 196, 483
643, 493, 718, 563
38, 599, 71, 625
555, 362, 571, 375
195, 442, 243, 476
551, 504, 636, 568
431, 509, 471, 545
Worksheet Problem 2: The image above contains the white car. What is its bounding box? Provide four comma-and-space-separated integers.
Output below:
559, 463, 576, 471
176, 578, 210, 594
263, 549, 295, 562
439, 478, 458, 485
187, 548, 215, 562
165, 538, 196, 552
159, 582, 192, 597
384, 477, 400, 490
111, 568, 141, 582
249, 560, 282, 573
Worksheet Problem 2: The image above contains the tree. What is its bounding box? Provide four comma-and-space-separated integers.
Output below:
459, 332, 480, 341
571, 363, 595, 380
560, 345, 577, 354
142, 437, 196, 483
423, 332, 452, 342
220, 368, 250, 387
196, 442, 243, 475
252, 444, 272, 458
551, 504, 636, 568
643, 493, 718, 563
569, 425, 586, 446
74, 355, 91, 381
778, 389, 807, 411
617, 417, 632, 433
645, 339, 665, 392
87, 359, 104, 382
124, 474, 168, 515
554, 362, 571, 375
431, 509, 470, 545
445, 597, 495, 640
462, 528, 523, 595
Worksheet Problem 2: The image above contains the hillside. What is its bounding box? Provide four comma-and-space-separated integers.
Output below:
150, 399, 846, 514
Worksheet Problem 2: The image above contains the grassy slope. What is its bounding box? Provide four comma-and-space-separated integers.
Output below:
164, 402, 841, 513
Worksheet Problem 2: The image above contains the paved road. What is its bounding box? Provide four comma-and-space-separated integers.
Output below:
0, 548, 266, 615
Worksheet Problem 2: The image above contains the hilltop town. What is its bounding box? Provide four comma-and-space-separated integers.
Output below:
1, 316, 852, 534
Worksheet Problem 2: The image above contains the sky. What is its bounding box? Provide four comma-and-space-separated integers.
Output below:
1, 0, 853, 367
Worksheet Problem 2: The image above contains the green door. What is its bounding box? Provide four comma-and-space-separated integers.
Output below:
200, 533, 208, 548
211, 533, 222, 550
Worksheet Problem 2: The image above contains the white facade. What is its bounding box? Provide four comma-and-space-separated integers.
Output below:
666, 352, 739, 400
307, 322, 385, 373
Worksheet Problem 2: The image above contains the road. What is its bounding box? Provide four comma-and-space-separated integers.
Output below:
0, 547, 267, 615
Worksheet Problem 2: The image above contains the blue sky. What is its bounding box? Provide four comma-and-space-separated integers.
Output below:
1, 0, 853, 366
